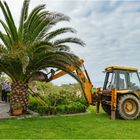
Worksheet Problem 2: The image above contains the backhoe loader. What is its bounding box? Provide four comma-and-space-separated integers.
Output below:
31, 59, 140, 120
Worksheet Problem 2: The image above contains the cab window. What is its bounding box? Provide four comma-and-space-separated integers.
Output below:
105, 72, 117, 90
129, 72, 140, 90
118, 73, 127, 90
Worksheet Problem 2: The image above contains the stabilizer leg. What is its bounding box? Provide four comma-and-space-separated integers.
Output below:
111, 88, 117, 120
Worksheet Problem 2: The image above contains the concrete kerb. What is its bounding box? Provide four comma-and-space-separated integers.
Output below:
0, 102, 91, 120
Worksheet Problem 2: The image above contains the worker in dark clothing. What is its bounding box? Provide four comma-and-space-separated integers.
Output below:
1, 81, 11, 102
0, 83, 2, 101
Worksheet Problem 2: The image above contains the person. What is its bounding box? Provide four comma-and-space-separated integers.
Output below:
33, 85, 38, 92
2, 82, 5, 101
2, 81, 11, 102
6, 81, 11, 102
0, 83, 2, 101
129, 82, 139, 90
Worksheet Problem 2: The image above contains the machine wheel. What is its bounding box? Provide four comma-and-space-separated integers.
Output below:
102, 103, 111, 115
118, 95, 140, 120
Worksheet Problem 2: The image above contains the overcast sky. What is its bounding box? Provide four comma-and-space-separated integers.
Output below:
1, 0, 140, 87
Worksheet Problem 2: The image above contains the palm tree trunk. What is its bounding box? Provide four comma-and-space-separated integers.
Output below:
10, 81, 28, 114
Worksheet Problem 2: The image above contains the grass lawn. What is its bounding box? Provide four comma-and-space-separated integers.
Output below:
0, 107, 140, 139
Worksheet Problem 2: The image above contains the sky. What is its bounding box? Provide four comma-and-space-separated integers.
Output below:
1, 0, 140, 87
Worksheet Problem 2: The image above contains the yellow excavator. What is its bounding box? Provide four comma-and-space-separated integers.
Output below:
31, 59, 140, 120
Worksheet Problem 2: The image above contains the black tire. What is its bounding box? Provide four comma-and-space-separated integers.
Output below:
102, 103, 111, 115
118, 95, 140, 120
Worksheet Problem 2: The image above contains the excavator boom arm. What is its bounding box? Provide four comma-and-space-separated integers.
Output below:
49, 60, 93, 104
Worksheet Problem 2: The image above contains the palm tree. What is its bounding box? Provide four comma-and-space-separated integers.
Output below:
0, 0, 85, 113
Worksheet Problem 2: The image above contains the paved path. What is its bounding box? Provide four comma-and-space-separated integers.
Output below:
0, 101, 39, 119
0, 101, 11, 119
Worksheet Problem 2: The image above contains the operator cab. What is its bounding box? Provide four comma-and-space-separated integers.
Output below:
103, 66, 140, 91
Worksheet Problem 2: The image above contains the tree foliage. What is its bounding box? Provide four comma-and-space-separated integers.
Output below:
0, 0, 85, 83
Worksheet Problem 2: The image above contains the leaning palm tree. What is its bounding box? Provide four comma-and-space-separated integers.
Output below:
0, 0, 85, 113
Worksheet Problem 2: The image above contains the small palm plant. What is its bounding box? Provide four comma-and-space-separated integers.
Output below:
13, 103, 22, 110
12, 102, 23, 116
0, 0, 85, 113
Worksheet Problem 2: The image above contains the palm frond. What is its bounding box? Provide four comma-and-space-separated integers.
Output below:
26, 58, 81, 84
23, 5, 47, 43
0, 44, 8, 55
53, 37, 85, 47
25, 4, 46, 30
0, 31, 9, 47
27, 12, 71, 42
18, 0, 30, 38
0, 1, 18, 42
49, 12, 70, 25
27, 11, 49, 32
0, 62, 15, 81
55, 44, 70, 52
45, 27, 76, 41
29, 17, 50, 43
0, 56, 23, 81
26, 50, 80, 74
28, 41, 70, 55
0, 19, 12, 44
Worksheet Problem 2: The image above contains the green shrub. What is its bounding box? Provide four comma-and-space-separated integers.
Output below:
56, 105, 66, 114
29, 98, 39, 111
29, 83, 89, 115
29, 93, 88, 115
36, 106, 46, 115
